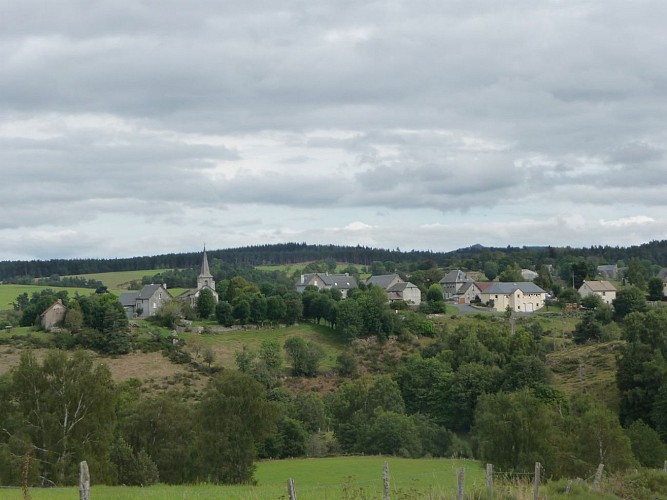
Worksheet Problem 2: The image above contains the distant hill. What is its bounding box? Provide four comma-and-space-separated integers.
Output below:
1, 240, 666, 280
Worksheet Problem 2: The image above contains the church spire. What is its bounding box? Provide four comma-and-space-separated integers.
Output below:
200, 246, 212, 278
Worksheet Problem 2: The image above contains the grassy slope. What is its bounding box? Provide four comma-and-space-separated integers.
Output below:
180, 323, 345, 371
546, 340, 623, 410
67, 269, 169, 289
3, 457, 484, 499
0, 284, 97, 312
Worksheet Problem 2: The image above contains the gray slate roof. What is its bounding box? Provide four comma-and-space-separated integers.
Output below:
483, 282, 547, 294
119, 291, 139, 307
440, 270, 468, 284
137, 284, 169, 299
366, 274, 400, 289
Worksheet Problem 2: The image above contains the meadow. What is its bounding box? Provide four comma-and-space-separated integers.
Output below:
0, 284, 96, 312
0, 457, 486, 499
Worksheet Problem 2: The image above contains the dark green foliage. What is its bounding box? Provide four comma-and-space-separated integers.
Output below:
648, 276, 665, 301
336, 351, 358, 377
284, 336, 324, 377
558, 287, 580, 306
19, 288, 69, 327
215, 300, 234, 326
196, 288, 216, 319
625, 420, 667, 469
197, 371, 281, 484
613, 286, 649, 320
110, 438, 159, 486
365, 411, 422, 457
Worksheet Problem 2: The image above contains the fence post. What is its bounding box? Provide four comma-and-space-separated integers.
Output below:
663, 460, 666, 473
79, 461, 90, 500
533, 462, 540, 500
593, 463, 604, 491
456, 468, 465, 500
383, 461, 390, 500
287, 478, 297, 500
486, 463, 493, 492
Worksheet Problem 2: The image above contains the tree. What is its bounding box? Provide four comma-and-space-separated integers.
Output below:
484, 261, 499, 281
625, 259, 649, 290
196, 288, 216, 319
202, 347, 216, 370
625, 419, 667, 469
335, 299, 362, 342
558, 287, 580, 307
215, 300, 234, 326
197, 371, 281, 484
498, 264, 522, 282
365, 411, 422, 457
8, 350, 117, 485
232, 299, 251, 324
613, 286, 648, 320
474, 389, 558, 473
426, 284, 444, 303
266, 295, 286, 324
284, 337, 325, 377
647, 277, 664, 302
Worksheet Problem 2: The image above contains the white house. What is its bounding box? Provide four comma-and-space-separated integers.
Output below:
366, 274, 422, 306
479, 282, 547, 312
578, 280, 617, 305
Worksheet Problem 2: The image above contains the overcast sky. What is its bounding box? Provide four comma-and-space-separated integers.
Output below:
2, 1, 666, 260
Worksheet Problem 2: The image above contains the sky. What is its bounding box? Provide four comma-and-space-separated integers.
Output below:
2, 1, 667, 261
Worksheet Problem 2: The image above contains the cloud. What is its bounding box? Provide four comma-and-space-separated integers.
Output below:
1, 1, 667, 258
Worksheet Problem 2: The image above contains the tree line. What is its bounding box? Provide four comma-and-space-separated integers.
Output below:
2, 240, 667, 281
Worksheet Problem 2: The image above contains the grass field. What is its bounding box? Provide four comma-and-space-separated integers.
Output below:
67, 269, 169, 289
0, 457, 485, 499
180, 323, 346, 370
0, 284, 97, 312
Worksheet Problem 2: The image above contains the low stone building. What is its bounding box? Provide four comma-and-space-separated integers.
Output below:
40, 299, 67, 330
120, 284, 172, 319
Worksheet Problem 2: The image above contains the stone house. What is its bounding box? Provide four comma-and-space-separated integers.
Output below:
439, 270, 471, 300
40, 299, 67, 330
120, 284, 172, 319
366, 274, 422, 306
296, 272, 358, 298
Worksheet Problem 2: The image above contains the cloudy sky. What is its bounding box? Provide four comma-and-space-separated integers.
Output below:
2, 1, 667, 260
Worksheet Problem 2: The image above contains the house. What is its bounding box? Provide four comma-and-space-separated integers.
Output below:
479, 282, 547, 312
40, 299, 67, 330
179, 248, 219, 308
457, 281, 483, 304
366, 274, 422, 305
578, 280, 617, 305
439, 270, 471, 300
296, 272, 358, 298
597, 264, 619, 280
120, 283, 172, 319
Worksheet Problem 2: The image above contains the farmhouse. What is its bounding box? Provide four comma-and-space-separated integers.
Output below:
439, 270, 471, 300
40, 299, 67, 331
479, 282, 547, 312
296, 272, 358, 298
578, 280, 617, 305
120, 284, 172, 319
366, 274, 422, 305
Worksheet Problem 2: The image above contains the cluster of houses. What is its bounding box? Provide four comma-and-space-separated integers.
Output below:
35, 255, 667, 331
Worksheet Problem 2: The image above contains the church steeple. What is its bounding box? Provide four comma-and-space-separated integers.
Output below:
197, 247, 215, 291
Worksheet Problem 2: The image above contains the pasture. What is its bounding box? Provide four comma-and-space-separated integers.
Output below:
67, 269, 169, 289
0, 285, 96, 312
0, 457, 485, 499
180, 323, 345, 370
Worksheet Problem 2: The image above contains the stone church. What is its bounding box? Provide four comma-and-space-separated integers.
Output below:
179, 248, 219, 307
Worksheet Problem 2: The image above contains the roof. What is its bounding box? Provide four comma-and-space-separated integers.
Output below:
440, 270, 468, 284
137, 284, 170, 300
580, 280, 616, 292
366, 274, 401, 289
200, 248, 213, 278
40, 299, 66, 317
476, 282, 494, 292
300, 273, 358, 289
597, 264, 618, 271
119, 291, 139, 307
482, 282, 547, 294
459, 281, 481, 294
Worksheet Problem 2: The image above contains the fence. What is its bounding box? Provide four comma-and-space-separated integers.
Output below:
69, 458, 667, 500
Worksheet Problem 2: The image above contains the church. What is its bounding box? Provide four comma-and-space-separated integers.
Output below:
179, 248, 219, 307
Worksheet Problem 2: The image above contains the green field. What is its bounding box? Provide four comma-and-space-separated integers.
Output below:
0, 457, 485, 499
180, 323, 345, 370
0, 284, 97, 312
68, 269, 169, 289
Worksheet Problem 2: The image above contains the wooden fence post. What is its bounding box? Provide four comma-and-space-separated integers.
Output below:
79, 461, 90, 500
486, 463, 493, 492
593, 463, 604, 491
533, 462, 540, 500
383, 461, 390, 500
287, 478, 297, 500
456, 468, 465, 500
663, 460, 666, 473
